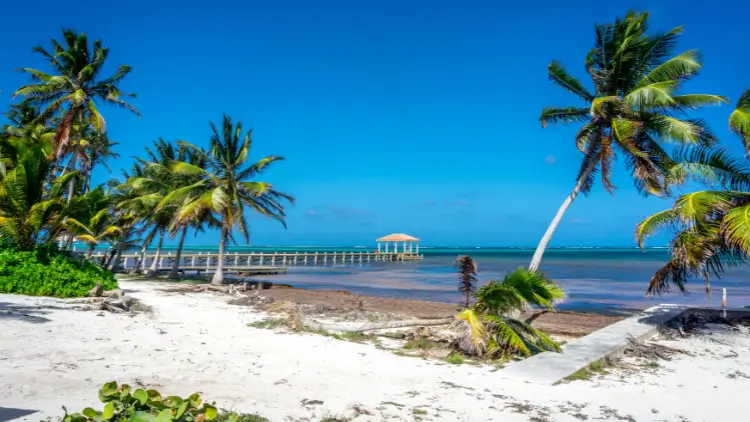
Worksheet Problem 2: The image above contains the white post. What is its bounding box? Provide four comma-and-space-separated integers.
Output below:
206, 255, 210, 271
377, 242, 381, 253
260, 252, 264, 265
385, 242, 389, 253
416, 243, 419, 254
234, 252, 239, 266
191, 255, 196, 267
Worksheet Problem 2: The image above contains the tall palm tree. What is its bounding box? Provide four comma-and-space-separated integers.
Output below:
636, 89, 750, 295
455, 267, 565, 357
80, 131, 119, 194
529, 12, 726, 272
165, 114, 294, 284
123, 139, 181, 276
12, 29, 139, 171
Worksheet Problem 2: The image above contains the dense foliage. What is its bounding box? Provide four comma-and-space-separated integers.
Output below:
0, 246, 117, 297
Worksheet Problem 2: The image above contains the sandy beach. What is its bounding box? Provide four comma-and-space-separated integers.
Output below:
1, 279, 746, 421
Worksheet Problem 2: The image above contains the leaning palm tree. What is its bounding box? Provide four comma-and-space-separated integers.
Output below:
165, 114, 294, 284
455, 267, 565, 357
455, 255, 478, 308
529, 12, 726, 272
636, 89, 750, 295
13, 29, 139, 170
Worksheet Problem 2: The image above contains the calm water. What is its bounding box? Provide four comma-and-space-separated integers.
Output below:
119, 246, 750, 313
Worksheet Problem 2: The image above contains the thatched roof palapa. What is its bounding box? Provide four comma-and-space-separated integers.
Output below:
376, 233, 420, 242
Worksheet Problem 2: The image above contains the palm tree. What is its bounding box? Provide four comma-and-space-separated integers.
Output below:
529, 12, 726, 272
166, 114, 294, 284
729, 89, 750, 153
122, 139, 181, 276
636, 89, 750, 295
80, 131, 119, 194
12, 29, 139, 172
455, 255, 478, 308
64, 187, 122, 259
0, 136, 72, 249
455, 267, 565, 357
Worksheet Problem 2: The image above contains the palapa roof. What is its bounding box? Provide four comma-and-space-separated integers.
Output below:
376, 233, 420, 242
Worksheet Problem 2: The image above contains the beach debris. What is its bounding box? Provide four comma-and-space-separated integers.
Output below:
623, 335, 691, 361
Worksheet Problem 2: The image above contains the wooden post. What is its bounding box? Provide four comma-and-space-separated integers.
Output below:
206, 255, 211, 271
294, 252, 298, 265
234, 252, 239, 266
260, 252, 264, 266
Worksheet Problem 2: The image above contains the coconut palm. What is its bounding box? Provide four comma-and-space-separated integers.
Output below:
63, 187, 122, 259
455, 267, 565, 357
13, 29, 139, 170
636, 90, 750, 295
529, 12, 726, 272
165, 114, 294, 284
730, 89, 750, 154
80, 131, 119, 194
0, 136, 72, 249
456, 255, 478, 308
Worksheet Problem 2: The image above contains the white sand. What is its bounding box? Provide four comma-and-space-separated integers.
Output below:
1, 280, 747, 421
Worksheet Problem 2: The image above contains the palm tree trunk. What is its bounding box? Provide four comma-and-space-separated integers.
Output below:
86, 244, 95, 260
133, 225, 158, 274
528, 160, 597, 273
146, 227, 166, 277
169, 226, 189, 279
211, 221, 228, 285
65, 150, 79, 204
110, 246, 124, 271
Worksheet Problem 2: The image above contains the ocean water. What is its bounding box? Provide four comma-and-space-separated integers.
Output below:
126, 246, 750, 313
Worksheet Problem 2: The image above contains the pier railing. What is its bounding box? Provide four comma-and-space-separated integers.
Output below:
107, 250, 423, 273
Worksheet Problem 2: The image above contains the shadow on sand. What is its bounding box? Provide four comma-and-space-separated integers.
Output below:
0, 407, 38, 421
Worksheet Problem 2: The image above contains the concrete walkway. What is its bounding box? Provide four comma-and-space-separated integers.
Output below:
503, 304, 687, 385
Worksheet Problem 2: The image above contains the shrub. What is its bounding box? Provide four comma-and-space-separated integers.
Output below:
0, 246, 117, 297
61, 381, 219, 422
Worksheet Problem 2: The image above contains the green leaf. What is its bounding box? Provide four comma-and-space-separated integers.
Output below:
131, 411, 156, 422
82, 408, 100, 420
175, 401, 189, 419
102, 402, 115, 420
204, 405, 218, 421
155, 409, 172, 422
99, 381, 118, 402
133, 389, 148, 405
188, 393, 201, 408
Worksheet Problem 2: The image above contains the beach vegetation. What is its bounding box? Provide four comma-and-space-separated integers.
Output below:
403, 338, 442, 350
0, 245, 117, 297
455, 255, 478, 308
529, 11, 727, 272
57, 381, 240, 422
636, 88, 750, 294
455, 267, 565, 357
444, 351, 466, 364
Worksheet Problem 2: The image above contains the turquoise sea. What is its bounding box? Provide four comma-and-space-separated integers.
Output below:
119, 245, 750, 314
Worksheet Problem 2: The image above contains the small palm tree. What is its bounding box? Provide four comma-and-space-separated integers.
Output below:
529, 12, 726, 272
455, 268, 565, 357
166, 114, 294, 284
13, 29, 139, 165
455, 255, 478, 308
64, 187, 122, 259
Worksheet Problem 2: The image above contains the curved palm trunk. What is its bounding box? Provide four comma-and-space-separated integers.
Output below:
133, 225, 158, 274
169, 226, 189, 279
528, 160, 597, 273
211, 222, 228, 285
65, 150, 79, 204
146, 227, 166, 276
86, 243, 95, 260
110, 247, 124, 271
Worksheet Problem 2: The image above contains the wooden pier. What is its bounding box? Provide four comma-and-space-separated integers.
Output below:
107, 250, 423, 275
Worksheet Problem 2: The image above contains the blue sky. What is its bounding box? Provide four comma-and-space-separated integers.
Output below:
1, 0, 748, 247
